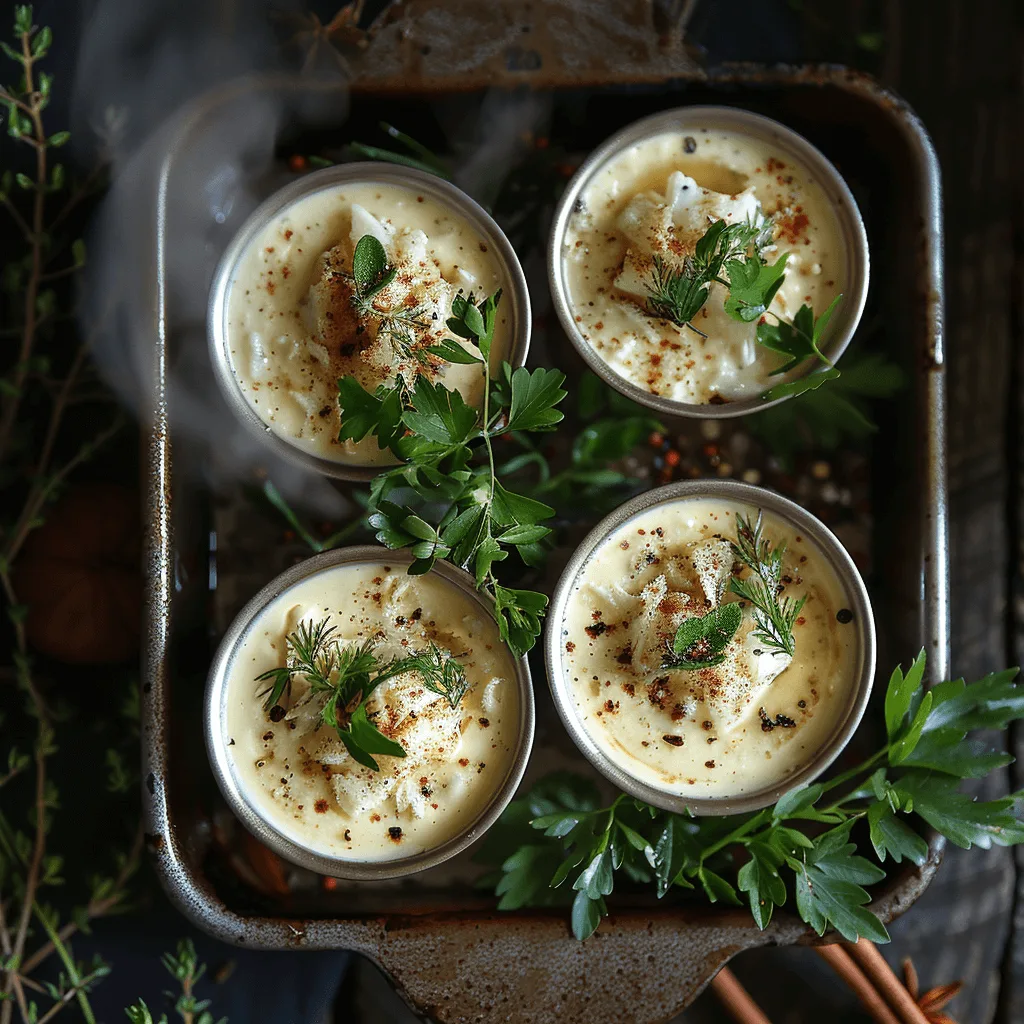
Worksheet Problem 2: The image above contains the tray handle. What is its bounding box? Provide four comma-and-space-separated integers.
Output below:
369, 909, 802, 1023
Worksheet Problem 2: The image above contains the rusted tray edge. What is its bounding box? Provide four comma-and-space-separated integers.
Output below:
140, 61, 948, 1013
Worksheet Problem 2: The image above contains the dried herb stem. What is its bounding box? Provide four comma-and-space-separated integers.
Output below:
0, 27, 47, 465
0, 895, 29, 1020
0, 13, 127, 1021
3, 410, 124, 567
19, 823, 144, 977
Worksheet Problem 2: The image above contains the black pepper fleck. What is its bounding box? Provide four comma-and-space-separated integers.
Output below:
760, 707, 798, 731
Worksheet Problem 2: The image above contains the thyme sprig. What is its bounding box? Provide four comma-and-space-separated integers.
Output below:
477, 651, 1024, 941
255, 616, 470, 771
728, 511, 805, 658
0, 10, 136, 1024
125, 939, 226, 1024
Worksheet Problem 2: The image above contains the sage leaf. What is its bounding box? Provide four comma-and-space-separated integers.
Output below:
663, 602, 742, 670
351, 234, 390, 295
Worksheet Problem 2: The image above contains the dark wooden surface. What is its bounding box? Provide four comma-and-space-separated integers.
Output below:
885, 5, 1019, 1021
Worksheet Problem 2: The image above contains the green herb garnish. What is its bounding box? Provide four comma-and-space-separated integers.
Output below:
337, 289, 567, 658
397, 644, 472, 709
646, 255, 714, 337
256, 617, 470, 771
125, 939, 225, 1024
641, 215, 841, 399
350, 121, 453, 180
476, 651, 1024, 941
662, 603, 743, 670
644, 218, 773, 337
746, 351, 906, 466
728, 511, 805, 658
348, 234, 430, 360
493, 372, 662, 517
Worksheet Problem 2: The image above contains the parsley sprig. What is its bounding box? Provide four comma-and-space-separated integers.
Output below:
642, 215, 842, 400
495, 371, 663, 518
477, 651, 1024, 940
337, 289, 567, 658
728, 511, 805, 658
645, 218, 776, 336
256, 616, 469, 771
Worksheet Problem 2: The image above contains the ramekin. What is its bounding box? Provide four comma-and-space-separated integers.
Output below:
209, 163, 532, 480
543, 479, 875, 816
205, 546, 535, 878
547, 106, 869, 419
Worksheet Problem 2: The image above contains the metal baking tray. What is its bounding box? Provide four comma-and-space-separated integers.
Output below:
141, 19, 947, 1023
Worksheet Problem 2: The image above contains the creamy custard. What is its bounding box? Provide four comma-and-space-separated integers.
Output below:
222, 563, 521, 862
225, 182, 512, 465
562, 129, 846, 403
560, 498, 859, 799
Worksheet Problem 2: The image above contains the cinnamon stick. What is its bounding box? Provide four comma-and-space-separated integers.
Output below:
814, 945, 902, 1024
845, 939, 930, 1024
710, 965, 773, 1024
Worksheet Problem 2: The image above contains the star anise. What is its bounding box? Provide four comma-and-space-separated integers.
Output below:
273, 2, 391, 74
903, 957, 964, 1024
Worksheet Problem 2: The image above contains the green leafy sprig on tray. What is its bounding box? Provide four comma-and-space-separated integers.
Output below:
496, 371, 663, 516
350, 120, 452, 180
260, 479, 366, 553
642, 214, 842, 400
745, 350, 906, 466
476, 651, 1024, 941
337, 284, 567, 658
256, 616, 469, 771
